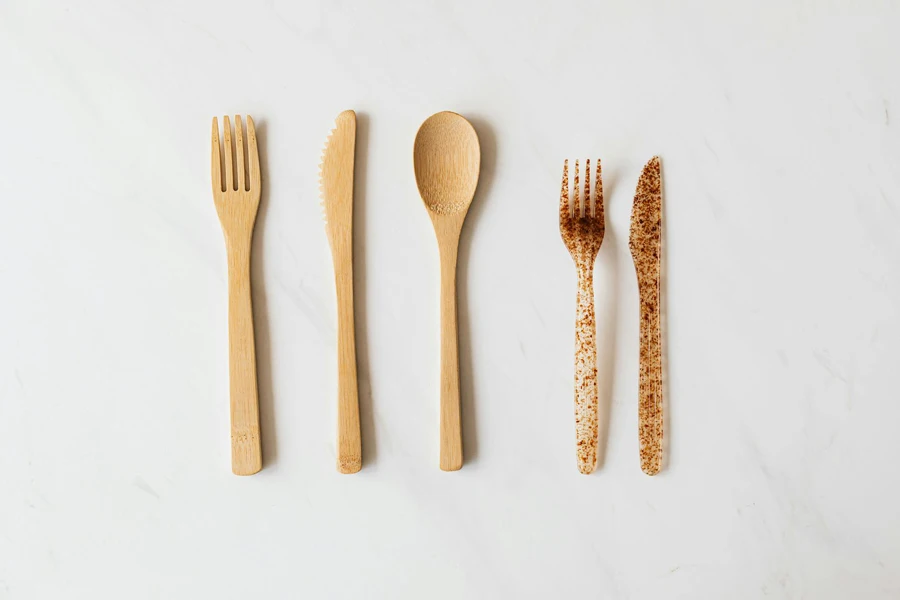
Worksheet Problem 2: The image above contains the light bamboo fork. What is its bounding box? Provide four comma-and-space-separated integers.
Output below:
211, 115, 262, 476
559, 159, 604, 474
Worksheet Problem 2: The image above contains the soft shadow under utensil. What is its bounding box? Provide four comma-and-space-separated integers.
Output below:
251, 120, 277, 469
456, 115, 497, 466
594, 165, 618, 470
659, 159, 670, 472
353, 112, 377, 468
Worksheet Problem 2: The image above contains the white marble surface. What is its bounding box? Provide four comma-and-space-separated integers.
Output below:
1, 1, 899, 598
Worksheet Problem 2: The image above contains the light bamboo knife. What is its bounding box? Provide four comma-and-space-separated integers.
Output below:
628, 156, 663, 475
413, 112, 480, 471
212, 115, 262, 476
319, 110, 362, 474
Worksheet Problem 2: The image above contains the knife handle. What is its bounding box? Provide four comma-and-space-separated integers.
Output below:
636, 272, 663, 475
334, 245, 362, 474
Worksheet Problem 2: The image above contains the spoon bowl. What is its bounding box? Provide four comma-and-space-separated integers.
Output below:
414, 112, 480, 218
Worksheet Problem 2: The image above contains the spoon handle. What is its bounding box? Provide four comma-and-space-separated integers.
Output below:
438, 242, 463, 471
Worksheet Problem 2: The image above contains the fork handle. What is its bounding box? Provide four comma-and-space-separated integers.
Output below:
636, 275, 663, 475
574, 261, 599, 474
438, 241, 463, 471
226, 241, 262, 475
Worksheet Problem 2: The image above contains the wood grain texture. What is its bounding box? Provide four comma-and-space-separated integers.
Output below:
559, 159, 605, 474
413, 111, 480, 471
628, 156, 663, 476
320, 110, 362, 474
212, 115, 262, 476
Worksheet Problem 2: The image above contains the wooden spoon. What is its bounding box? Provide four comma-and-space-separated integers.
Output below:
413, 111, 480, 471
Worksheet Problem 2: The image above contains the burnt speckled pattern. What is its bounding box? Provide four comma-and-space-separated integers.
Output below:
628, 156, 663, 476
559, 159, 604, 474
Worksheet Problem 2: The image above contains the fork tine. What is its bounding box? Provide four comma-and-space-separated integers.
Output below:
211, 117, 222, 193
559, 159, 570, 221
595, 158, 603, 221
584, 159, 591, 217
246, 116, 260, 191
234, 115, 246, 192
223, 116, 234, 191
574, 159, 581, 217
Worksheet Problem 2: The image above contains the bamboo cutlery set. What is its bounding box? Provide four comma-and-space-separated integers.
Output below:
211, 111, 664, 476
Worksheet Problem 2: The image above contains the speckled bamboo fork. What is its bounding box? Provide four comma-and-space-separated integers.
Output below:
559, 159, 604, 474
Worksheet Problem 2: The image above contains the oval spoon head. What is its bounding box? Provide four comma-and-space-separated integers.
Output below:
414, 111, 480, 219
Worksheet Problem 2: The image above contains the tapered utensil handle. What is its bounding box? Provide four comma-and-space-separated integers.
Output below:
573, 261, 599, 474
438, 242, 463, 471
226, 241, 262, 476
637, 277, 663, 475
334, 252, 362, 473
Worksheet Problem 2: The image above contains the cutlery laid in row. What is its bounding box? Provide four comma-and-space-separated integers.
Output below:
560, 156, 664, 475
211, 113, 662, 477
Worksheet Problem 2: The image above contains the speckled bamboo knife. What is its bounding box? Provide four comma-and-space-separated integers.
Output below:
559, 159, 604, 474
319, 110, 362, 474
628, 156, 663, 475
